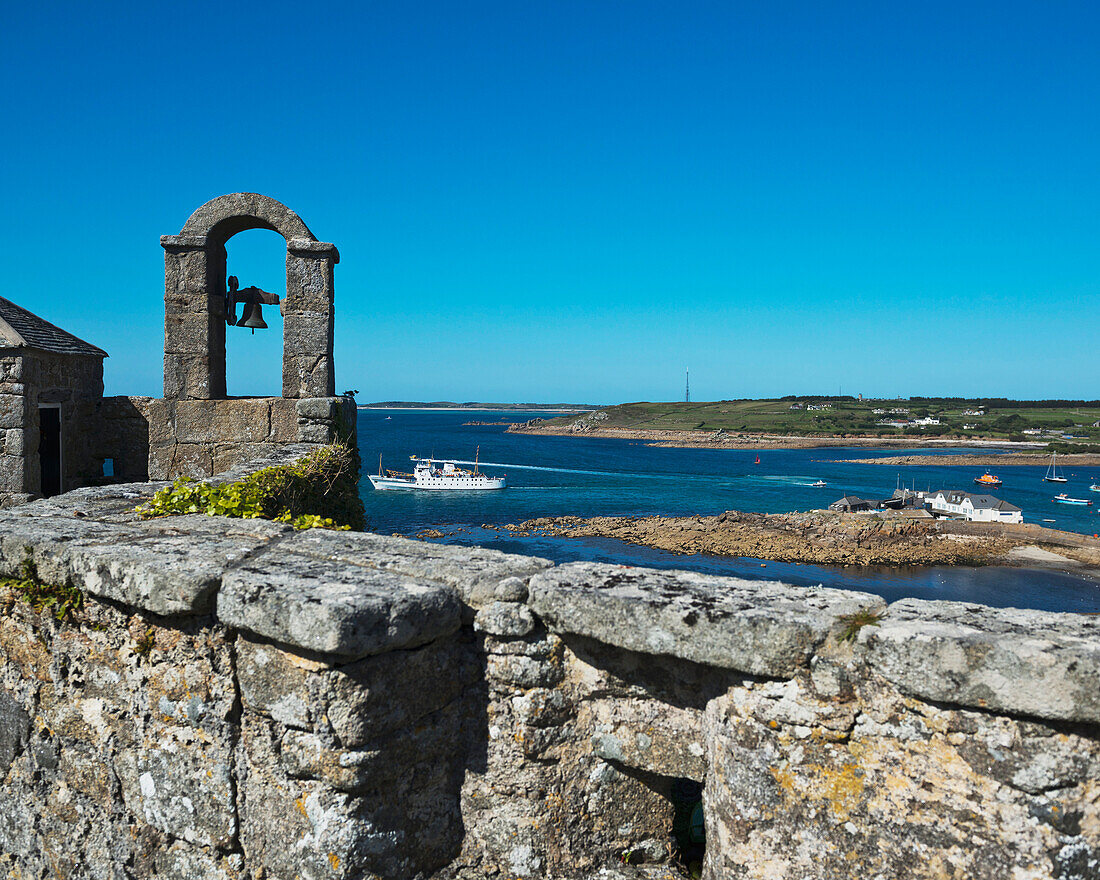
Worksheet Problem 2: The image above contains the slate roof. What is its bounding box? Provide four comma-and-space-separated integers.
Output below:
930, 490, 1020, 512
0, 296, 107, 358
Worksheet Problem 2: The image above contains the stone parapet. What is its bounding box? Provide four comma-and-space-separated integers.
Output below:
0, 452, 1098, 879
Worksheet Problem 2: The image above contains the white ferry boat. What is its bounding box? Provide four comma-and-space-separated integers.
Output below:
369, 451, 506, 491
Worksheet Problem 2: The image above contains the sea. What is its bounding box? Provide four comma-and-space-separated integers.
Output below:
357, 409, 1100, 613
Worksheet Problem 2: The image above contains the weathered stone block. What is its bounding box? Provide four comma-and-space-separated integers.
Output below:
284, 354, 334, 400
237, 632, 479, 747
296, 397, 338, 422
530, 562, 883, 677
285, 253, 335, 313
4, 428, 23, 457
149, 442, 214, 480
0, 395, 25, 430
269, 399, 299, 441
0, 357, 23, 382
296, 420, 337, 443
240, 715, 460, 880
213, 442, 280, 475
586, 697, 707, 780
116, 737, 236, 848
0, 689, 30, 771
0, 510, 287, 615
214, 398, 272, 442
475, 601, 536, 638
237, 638, 318, 729
284, 530, 552, 607
0, 455, 26, 493
218, 543, 462, 658
864, 598, 1100, 724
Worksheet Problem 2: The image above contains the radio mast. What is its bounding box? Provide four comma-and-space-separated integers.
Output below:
685, 367, 690, 403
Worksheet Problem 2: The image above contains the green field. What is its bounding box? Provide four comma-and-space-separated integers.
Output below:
539, 398, 1100, 448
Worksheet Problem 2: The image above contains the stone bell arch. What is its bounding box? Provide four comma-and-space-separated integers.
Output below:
160, 193, 338, 399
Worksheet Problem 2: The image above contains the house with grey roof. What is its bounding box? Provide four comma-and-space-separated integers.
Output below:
0, 296, 107, 503
925, 489, 1023, 523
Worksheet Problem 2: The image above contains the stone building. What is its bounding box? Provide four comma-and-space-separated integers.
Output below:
0, 296, 107, 505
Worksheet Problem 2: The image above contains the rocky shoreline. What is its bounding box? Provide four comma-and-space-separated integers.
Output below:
493, 510, 1100, 571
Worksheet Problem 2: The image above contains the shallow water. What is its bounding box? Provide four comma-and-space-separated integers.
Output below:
357, 409, 1100, 612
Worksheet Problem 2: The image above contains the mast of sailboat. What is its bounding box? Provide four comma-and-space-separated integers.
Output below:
475, 446, 480, 476
378, 452, 383, 477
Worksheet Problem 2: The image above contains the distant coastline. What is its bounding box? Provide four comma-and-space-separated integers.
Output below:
506, 423, 1050, 451
506, 398, 1100, 452
361, 402, 598, 412
832, 453, 1100, 467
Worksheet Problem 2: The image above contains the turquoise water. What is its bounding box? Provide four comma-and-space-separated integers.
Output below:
357, 409, 1100, 612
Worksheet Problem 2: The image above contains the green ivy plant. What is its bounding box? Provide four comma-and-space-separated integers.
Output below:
136, 443, 364, 531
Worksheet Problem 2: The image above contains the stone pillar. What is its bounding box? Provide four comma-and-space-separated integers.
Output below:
283, 239, 337, 399
160, 235, 226, 400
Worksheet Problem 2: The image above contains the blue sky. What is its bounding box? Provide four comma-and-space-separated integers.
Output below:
1, 1, 1098, 402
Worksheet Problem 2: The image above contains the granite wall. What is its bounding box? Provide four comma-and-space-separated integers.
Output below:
94, 395, 356, 481
0, 451, 1098, 880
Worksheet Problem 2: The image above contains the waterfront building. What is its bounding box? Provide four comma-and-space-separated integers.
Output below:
925, 490, 1023, 524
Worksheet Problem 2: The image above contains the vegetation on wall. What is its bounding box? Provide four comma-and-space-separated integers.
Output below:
137, 443, 365, 531
1, 559, 83, 622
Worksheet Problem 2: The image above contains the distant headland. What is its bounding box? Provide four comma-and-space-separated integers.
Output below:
508, 397, 1100, 454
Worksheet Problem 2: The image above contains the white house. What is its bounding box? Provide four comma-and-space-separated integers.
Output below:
926, 490, 1023, 524
912, 416, 941, 426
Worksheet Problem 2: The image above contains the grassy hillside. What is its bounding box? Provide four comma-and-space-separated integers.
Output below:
535, 398, 1100, 447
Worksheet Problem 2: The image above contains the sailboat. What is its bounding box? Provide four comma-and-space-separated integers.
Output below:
754, 454, 761, 465
1043, 452, 1068, 484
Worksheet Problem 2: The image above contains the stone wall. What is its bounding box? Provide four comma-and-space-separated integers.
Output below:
0, 455, 1098, 879
94, 394, 356, 481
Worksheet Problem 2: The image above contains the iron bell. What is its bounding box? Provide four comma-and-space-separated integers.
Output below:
236, 302, 268, 333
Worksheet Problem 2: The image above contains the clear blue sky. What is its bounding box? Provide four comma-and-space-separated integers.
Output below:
2, 1, 1098, 402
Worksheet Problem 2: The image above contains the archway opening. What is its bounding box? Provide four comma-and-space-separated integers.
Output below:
224, 229, 286, 397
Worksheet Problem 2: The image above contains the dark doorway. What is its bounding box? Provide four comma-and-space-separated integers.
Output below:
39, 407, 61, 497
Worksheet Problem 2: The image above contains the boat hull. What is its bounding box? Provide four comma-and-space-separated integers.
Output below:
369, 474, 506, 491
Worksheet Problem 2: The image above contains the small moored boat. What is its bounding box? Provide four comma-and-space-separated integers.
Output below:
1044, 452, 1069, 484
1053, 494, 1092, 506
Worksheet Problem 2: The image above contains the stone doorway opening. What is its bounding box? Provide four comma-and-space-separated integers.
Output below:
38, 405, 61, 497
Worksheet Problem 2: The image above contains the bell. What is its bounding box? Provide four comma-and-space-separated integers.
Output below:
236, 302, 268, 333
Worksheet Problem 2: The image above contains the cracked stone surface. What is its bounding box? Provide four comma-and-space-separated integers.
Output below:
529, 561, 884, 677
218, 542, 463, 658
864, 598, 1100, 724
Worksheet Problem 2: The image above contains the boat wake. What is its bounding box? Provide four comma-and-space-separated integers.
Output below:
754, 475, 825, 487
446, 460, 688, 480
